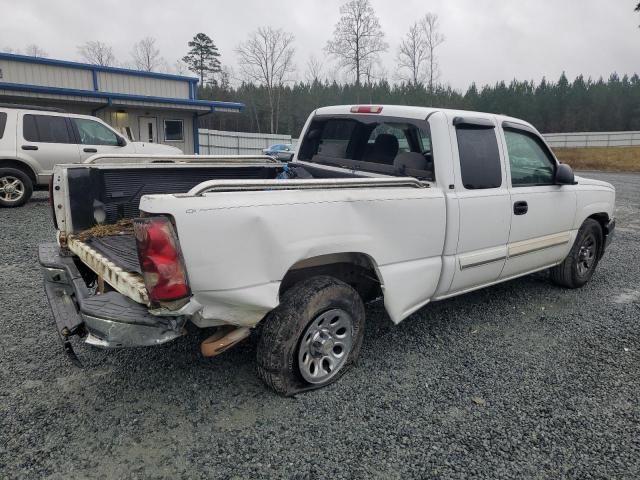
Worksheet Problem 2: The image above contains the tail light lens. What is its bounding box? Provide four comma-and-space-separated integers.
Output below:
133, 216, 190, 302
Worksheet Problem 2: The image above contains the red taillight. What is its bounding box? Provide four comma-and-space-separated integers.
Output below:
134, 216, 190, 302
350, 105, 383, 114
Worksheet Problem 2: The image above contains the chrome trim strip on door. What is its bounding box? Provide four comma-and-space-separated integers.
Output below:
459, 255, 507, 270
507, 232, 572, 258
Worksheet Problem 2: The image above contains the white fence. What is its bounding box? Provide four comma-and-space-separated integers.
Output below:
543, 131, 640, 148
199, 129, 292, 155
199, 128, 640, 155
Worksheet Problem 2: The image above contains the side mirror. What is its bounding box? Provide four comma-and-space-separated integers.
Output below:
555, 163, 576, 185
117, 136, 126, 147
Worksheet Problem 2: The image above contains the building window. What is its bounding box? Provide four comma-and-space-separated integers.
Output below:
164, 119, 184, 142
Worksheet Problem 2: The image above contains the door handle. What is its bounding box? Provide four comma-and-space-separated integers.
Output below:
83, 148, 98, 153
513, 201, 528, 215
21, 145, 38, 151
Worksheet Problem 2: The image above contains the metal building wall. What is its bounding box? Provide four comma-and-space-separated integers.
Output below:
97, 72, 190, 99
0, 58, 93, 90
199, 129, 292, 155
0, 57, 192, 99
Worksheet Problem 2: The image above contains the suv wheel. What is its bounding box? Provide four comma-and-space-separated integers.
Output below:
256, 276, 366, 396
0, 168, 33, 208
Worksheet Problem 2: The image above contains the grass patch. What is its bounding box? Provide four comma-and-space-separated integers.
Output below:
552, 146, 640, 172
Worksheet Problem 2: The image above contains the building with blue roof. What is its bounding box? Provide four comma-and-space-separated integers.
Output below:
0, 52, 244, 154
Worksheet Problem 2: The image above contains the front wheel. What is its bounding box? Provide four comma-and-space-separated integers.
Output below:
550, 219, 603, 288
256, 276, 365, 396
0, 168, 33, 208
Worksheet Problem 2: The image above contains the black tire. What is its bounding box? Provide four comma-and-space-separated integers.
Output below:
256, 276, 365, 396
550, 219, 602, 288
0, 167, 33, 208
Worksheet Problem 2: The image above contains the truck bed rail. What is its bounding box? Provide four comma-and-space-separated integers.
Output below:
186, 177, 428, 196
83, 154, 280, 164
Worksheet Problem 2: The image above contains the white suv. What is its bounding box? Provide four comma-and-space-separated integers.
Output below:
0, 104, 183, 207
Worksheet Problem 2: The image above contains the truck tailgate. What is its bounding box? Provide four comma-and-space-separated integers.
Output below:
67, 235, 149, 305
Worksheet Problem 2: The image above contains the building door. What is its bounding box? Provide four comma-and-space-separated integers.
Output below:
139, 117, 158, 143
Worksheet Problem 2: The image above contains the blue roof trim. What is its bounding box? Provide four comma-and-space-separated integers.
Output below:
0, 51, 200, 84
0, 81, 245, 111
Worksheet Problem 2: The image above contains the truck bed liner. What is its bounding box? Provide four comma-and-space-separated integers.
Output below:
67, 236, 149, 305
85, 235, 141, 274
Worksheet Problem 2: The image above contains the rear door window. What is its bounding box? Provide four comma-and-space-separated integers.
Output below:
23, 114, 74, 143
456, 127, 502, 189
0, 112, 7, 139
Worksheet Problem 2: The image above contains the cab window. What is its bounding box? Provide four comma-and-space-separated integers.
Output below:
72, 118, 119, 146
504, 129, 556, 186
298, 116, 434, 180
455, 126, 502, 189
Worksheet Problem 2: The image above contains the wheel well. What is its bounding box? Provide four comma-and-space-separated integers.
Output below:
587, 213, 610, 233
0, 159, 37, 182
279, 253, 382, 302
587, 212, 610, 258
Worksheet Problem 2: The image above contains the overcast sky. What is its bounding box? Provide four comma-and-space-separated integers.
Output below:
0, 0, 637, 91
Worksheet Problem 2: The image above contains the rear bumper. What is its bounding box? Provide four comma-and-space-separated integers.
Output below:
39, 243, 186, 357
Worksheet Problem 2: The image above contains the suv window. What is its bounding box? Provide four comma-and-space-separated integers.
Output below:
298, 116, 434, 180
456, 127, 502, 189
73, 118, 119, 146
0, 112, 7, 139
23, 114, 74, 143
504, 129, 556, 186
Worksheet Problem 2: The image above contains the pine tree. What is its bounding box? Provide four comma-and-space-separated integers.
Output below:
182, 33, 221, 85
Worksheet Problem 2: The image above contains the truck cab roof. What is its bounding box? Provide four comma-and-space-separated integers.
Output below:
313, 104, 537, 131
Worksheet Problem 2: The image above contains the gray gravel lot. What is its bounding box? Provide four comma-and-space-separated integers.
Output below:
1, 172, 639, 479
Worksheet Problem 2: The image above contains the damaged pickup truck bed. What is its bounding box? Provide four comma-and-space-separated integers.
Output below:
40, 105, 616, 395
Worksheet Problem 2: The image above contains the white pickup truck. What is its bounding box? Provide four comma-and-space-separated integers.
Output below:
40, 105, 615, 395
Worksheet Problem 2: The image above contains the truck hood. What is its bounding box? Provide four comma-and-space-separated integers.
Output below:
131, 142, 183, 155
575, 175, 614, 190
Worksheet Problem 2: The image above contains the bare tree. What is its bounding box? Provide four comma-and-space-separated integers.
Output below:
396, 22, 428, 86
2, 46, 21, 54
77, 41, 116, 66
304, 55, 324, 84
131, 37, 162, 72
325, 0, 388, 86
422, 13, 445, 93
236, 26, 295, 134
25, 44, 48, 58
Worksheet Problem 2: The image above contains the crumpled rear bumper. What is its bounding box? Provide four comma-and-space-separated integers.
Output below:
39, 243, 186, 361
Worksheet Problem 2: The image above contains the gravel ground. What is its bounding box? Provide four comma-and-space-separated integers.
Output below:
1, 172, 639, 479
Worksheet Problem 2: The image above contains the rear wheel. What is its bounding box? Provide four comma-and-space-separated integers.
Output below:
550, 219, 602, 288
256, 276, 365, 396
0, 168, 33, 208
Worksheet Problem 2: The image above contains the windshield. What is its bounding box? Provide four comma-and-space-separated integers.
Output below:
297, 115, 434, 180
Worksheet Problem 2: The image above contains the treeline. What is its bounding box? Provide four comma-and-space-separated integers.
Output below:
199, 72, 640, 136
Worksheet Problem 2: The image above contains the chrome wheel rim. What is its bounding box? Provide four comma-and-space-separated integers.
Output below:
576, 232, 597, 276
0, 175, 25, 203
298, 308, 353, 384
